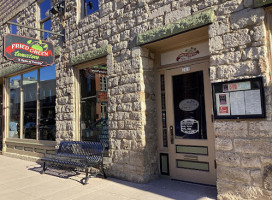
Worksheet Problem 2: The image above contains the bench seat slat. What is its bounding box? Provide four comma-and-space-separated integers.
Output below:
41, 157, 85, 168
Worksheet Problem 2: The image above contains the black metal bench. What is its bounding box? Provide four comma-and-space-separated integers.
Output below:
41, 141, 107, 185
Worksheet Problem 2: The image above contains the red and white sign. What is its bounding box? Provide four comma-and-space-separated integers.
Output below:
219, 106, 229, 114
97, 91, 107, 102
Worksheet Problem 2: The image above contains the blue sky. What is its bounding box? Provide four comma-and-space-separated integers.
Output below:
10, 64, 56, 82
86, 0, 99, 15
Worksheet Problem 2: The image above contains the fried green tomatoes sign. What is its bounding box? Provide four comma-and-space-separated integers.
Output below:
4, 34, 54, 66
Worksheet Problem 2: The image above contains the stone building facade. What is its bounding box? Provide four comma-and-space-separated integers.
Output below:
0, 0, 272, 199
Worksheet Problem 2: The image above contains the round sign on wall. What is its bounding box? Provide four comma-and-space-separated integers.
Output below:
179, 99, 199, 111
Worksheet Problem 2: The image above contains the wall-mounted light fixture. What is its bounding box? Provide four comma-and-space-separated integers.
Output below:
50, 1, 65, 15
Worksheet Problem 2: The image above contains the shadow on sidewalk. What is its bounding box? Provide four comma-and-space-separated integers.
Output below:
27, 163, 217, 200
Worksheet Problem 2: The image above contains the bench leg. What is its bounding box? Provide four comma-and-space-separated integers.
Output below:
41, 162, 47, 174
82, 167, 89, 185
101, 164, 107, 179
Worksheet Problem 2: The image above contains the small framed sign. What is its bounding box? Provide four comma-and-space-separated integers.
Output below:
212, 77, 266, 119
4, 34, 54, 66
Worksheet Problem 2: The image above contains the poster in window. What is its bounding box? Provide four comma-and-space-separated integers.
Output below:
216, 93, 230, 116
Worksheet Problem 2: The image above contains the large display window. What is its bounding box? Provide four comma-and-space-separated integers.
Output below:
78, 63, 108, 149
8, 65, 56, 140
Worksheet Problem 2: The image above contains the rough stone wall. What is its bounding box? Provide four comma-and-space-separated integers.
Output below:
0, 0, 272, 198
209, 1, 272, 200
0, 0, 36, 25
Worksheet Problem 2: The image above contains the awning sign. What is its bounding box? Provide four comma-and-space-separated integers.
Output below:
4, 34, 54, 66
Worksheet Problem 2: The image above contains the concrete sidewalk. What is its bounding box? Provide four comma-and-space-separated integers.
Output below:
0, 155, 216, 200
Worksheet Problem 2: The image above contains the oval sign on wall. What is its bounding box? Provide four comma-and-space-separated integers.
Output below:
179, 99, 199, 111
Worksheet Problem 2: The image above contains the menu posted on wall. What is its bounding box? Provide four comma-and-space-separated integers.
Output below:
212, 77, 265, 119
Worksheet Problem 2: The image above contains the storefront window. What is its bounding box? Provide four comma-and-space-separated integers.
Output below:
8, 65, 56, 140
9, 75, 21, 138
80, 64, 108, 149
39, 65, 56, 140
23, 70, 37, 139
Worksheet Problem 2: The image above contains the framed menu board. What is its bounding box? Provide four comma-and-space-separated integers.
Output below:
212, 77, 266, 119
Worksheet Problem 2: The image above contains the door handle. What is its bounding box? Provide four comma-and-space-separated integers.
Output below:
170, 125, 174, 144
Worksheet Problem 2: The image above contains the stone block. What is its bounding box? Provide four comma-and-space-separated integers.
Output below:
241, 156, 261, 168
248, 121, 272, 138
251, 169, 263, 187
217, 166, 251, 184
253, 24, 266, 41
165, 7, 191, 24
121, 139, 131, 150
235, 184, 264, 199
264, 165, 272, 192
215, 138, 233, 151
112, 150, 130, 164
148, 4, 171, 20
230, 8, 264, 30
209, 36, 224, 53
210, 51, 241, 66
99, 2, 113, 17
214, 121, 248, 138
216, 180, 236, 196
217, 60, 258, 78
261, 156, 272, 165
216, 0, 244, 15
223, 29, 251, 48
130, 151, 144, 167
234, 139, 272, 154
216, 151, 240, 167
242, 46, 266, 60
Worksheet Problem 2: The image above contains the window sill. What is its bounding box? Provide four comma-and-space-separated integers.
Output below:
5, 138, 57, 147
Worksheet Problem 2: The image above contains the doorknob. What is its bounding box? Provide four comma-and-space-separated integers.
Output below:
170, 126, 174, 144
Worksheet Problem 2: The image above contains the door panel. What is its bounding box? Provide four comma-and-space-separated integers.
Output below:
165, 62, 216, 185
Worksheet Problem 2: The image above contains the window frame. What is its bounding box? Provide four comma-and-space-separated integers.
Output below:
6, 65, 56, 142
266, 9, 272, 81
79, 0, 99, 20
74, 57, 108, 142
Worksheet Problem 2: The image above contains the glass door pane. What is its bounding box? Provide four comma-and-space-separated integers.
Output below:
9, 75, 21, 138
23, 70, 37, 139
172, 71, 207, 139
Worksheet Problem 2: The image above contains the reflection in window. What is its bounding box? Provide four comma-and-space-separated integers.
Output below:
9, 75, 21, 138
8, 65, 56, 141
40, 0, 51, 39
39, 65, 56, 140
10, 18, 17, 34
80, 64, 108, 149
23, 71, 37, 139
82, 0, 99, 18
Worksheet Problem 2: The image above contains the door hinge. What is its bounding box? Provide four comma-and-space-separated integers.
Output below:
214, 160, 217, 169
211, 114, 214, 123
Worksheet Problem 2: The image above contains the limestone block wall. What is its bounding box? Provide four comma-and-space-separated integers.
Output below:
209, 1, 272, 199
